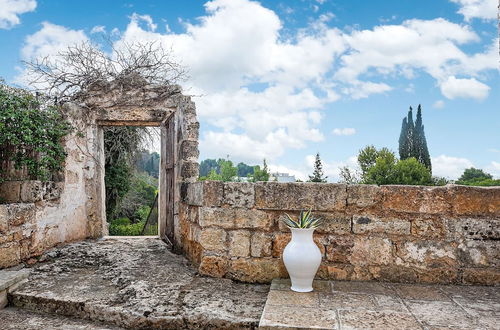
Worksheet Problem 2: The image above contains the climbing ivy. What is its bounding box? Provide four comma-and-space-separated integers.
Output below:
0, 82, 71, 182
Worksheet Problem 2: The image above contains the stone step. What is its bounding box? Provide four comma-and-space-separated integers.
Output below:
0, 268, 30, 309
0, 307, 122, 329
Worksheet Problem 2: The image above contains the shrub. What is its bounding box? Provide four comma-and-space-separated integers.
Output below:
0, 82, 71, 181
109, 217, 145, 236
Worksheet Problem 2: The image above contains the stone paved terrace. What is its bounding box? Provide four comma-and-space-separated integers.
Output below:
1, 238, 499, 329
260, 279, 500, 329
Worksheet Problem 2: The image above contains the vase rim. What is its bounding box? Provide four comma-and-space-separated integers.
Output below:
288, 227, 316, 231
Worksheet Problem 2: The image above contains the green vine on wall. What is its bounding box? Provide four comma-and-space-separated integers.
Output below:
0, 82, 71, 182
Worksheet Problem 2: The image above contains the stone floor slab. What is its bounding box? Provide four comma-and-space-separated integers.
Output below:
338, 310, 422, 330
259, 305, 338, 329
405, 300, 479, 328
319, 292, 377, 310
333, 281, 396, 296
393, 284, 450, 301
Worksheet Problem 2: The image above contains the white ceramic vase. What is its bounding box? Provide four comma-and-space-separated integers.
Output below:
283, 227, 322, 292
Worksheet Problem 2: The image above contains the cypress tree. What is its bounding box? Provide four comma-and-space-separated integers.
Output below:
414, 104, 431, 172
398, 117, 408, 159
406, 106, 415, 158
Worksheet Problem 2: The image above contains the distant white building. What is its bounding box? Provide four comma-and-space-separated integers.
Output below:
270, 172, 296, 183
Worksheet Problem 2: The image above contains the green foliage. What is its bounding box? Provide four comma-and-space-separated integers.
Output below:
0, 82, 71, 181
136, 151, 160, 178
456, 168, 499, 186
308, 153, 327, 183
358, 146, 432, 185
237, 162, 254, 177
338, 166, 360, 184
220, 159, 237, 181
283, 209, 322, 229
398, 105, 431, 172
431, 176, 449, 186
392, 158, 432, 185
108, 217, 145, 236
199, 159, 220, 177
105, 160, 132, 220
249, 159, 270, 182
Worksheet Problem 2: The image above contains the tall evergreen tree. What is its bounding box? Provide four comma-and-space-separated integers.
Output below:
398, 105, 431, 173
414, 105, 431, 171
308, 153, 328, 183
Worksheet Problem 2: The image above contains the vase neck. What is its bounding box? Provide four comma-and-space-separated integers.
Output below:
290, 228, 315, 242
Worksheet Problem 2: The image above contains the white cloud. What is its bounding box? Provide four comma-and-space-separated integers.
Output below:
332, 128, 356, 136
433, 100, 445, 109
21, 22, 88, 60
0, 0, 36, 29
432, 154, 474, 179
450, 0, 497, 21
440, 76, 490, 100
486, 161, 500, 178
90, 25, 106, 34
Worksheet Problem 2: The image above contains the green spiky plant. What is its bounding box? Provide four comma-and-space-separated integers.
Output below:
283, 209, 322, 229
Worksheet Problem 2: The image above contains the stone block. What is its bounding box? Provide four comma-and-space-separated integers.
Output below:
447, 218, 499, 241
352, 215, 410, 235
419, 186, 452, 215
228, 258, 281, 283
326, 235, 355, 263
199, 207, 273, 230
0, 205, 8, 233
272, 233, 291, 257
395, 240, 457, 269
179, 140, 199, 161
198, 256, 228, 277
381, 185, 424, 214
65, 170, 80, 184
346, 184, 382, 209
349, 236, 393, 266
411, 216, 447, 239
20, 181, 44, 202
42, 182, 63, 200
184, 182, 203, 206
180, 161, 199, 181
0, 242, 20, 268
457, 241, 499, 267
222, 182, 255, 208
0, 181, 21, 203
198, 228, 227, 252
7, 203, 36, 227
255, 182, 347, 211
250, 232, 272, 257
450, 185, 500, 217
462, 268, 500, 285
228, 230, 251, 257
201, 181, 223, 206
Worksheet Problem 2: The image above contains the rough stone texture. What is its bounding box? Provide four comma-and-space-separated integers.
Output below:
180, 182, 500, 285
10, 239, 268, 329
0, 307, 122, 329
259, 279, 500, 329
1, 86, 200, 268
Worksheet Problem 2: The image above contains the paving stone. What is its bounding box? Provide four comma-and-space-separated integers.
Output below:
0, 307, 121, 329
393, 284, 450, 301
440, 285, 500, 302
259, 305, 338, 329
266, 289, 319, 307
452, 297, 500, 317
0, 268, 30, 291
332, 281, 397, 296
338, 310, 421, 330
270, 279, 332, 292
405, 300, 479, 328
371, 294, 409, 312
319, 292, 377, 310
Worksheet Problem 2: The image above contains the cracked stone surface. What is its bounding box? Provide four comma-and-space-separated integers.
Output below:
8, 238, 269, 329
259, 279, 500, 329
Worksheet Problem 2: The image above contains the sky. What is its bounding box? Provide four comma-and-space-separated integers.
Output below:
0, 0, 498, 181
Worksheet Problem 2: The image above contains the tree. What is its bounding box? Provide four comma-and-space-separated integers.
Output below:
363, 150, 398, 185
358, 145, 393, 181
338, 166, 360, 184
237, 162, 254, 177
219, 159, 237, 182
456, 168, 499, 186
308, 153, 328, 182
250, 159, 270, 182
392, 157, 432, 185
399, 105, 431, 172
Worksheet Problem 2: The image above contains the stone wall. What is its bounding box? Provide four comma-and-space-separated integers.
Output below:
179, 181, 500, 285
0, 81, 198, 269
0, 120, 99, 268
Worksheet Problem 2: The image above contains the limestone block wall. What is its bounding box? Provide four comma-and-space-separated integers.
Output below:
179, 181, 499, 285
0, 121, 100, 268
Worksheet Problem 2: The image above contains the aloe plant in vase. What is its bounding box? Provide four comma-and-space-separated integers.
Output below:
282, 209, 322, 292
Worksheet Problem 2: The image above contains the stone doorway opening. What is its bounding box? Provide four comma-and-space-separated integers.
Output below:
97, 114, 175, 245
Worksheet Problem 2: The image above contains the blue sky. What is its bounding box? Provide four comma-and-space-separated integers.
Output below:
0, 0, 498, 180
